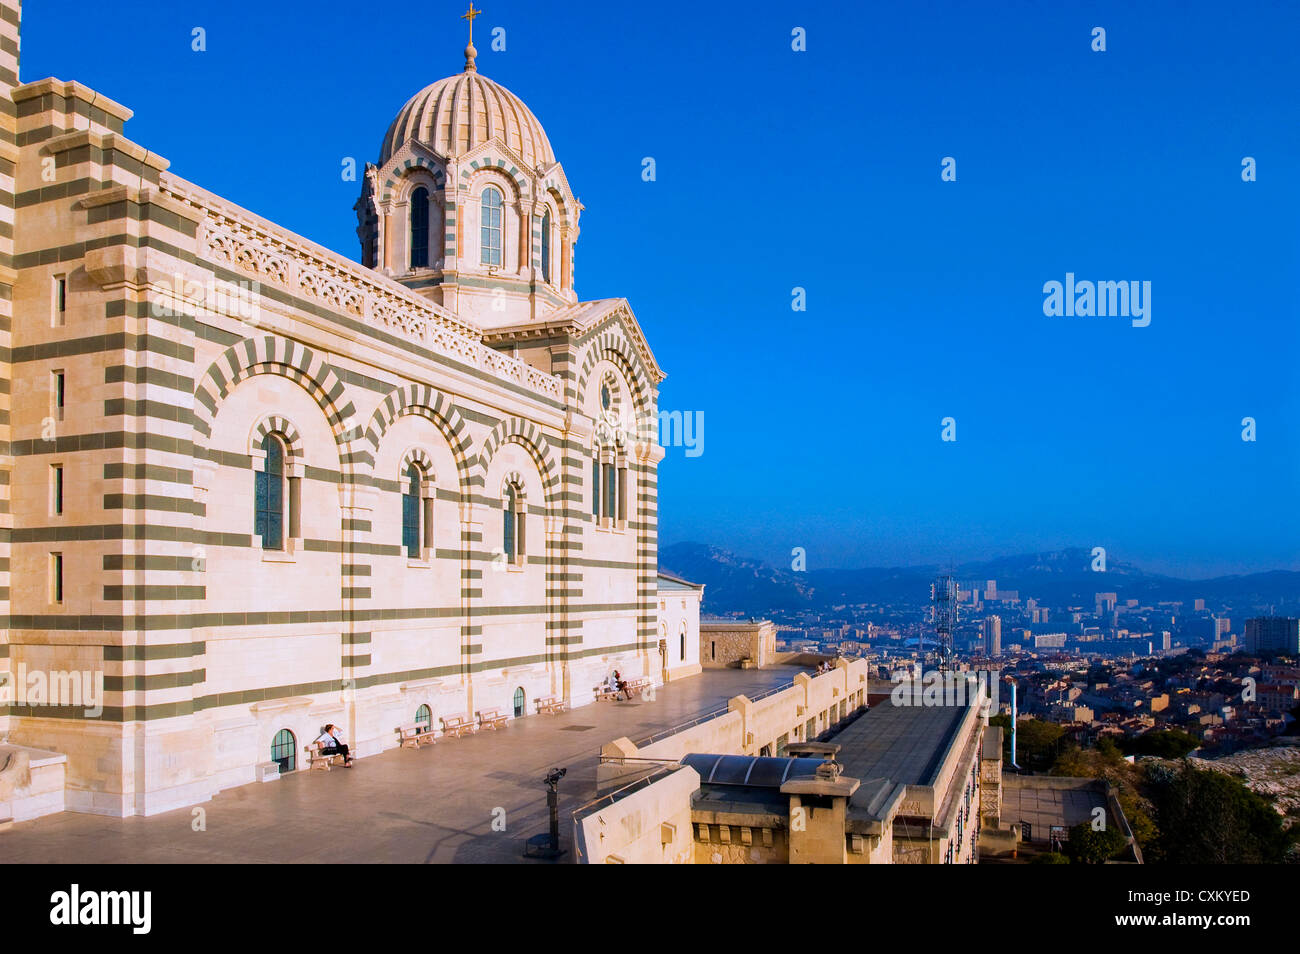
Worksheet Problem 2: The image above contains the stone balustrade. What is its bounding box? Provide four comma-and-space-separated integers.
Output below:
161, 174, 563, 402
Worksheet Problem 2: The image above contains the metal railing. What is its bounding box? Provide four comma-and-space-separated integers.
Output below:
630, 679, 798, 748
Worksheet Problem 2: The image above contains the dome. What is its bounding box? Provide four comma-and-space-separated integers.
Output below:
378, 67, 555, 171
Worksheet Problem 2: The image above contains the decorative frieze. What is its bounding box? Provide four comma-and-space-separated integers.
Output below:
164, 175, 563, 402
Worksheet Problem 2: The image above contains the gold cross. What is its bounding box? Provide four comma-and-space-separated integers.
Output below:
462, 3, 482, 40
461, 3, 483, 71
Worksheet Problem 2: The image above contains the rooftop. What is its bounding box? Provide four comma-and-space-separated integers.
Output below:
832, 701, 970, 789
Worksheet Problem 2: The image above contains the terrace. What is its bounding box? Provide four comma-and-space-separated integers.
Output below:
1, 666, 801, 864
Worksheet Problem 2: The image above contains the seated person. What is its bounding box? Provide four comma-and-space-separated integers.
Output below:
315, 723, 353, 766
613, 670, 631, 700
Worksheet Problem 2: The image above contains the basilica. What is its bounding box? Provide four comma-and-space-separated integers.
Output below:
0, 3, 701, 817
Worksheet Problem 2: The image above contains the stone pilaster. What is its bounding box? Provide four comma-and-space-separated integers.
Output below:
0, 0, 19, 736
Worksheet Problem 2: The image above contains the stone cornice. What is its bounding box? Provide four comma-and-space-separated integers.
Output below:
13, 77, 134, 123
39, 128, 170, 173
77, 184, 202, 223
483, 298, 665, 384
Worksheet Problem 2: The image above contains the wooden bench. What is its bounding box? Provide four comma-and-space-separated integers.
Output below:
593, 684, 621, 702
395, 722, 436, 749
477, 707, 507, 730
440, 714, 479, 738
535, 695, 566, 715
626, 677, 651, 698
305, 741, 350, 771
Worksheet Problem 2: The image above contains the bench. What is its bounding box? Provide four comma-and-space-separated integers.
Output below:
305, 741, 350, 771
593, 684, 621, 702
395, 722, 436, 749
535, 695, 566, 715
626, 677, 651, 698
441, 714, 479, 738
477, 707, 507, 730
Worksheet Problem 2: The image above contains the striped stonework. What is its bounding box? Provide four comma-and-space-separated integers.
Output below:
193, 335, 358, 455
398, 446, 435, 479
249, 415, 302, 462
363, 381, 472, 497
460, 155, 526, 194
0, 0, 18, 742
381, 153, 446, 203
2, 35, 685, 819
474, 415, 561, 507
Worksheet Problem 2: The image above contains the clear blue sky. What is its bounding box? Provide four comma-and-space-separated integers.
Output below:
26, 0, 1300, 578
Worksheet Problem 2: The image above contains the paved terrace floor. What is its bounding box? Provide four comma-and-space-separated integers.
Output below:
3, 666, 801, 864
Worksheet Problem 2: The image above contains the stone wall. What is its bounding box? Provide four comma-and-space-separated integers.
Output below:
0, 0, 20, 744
656, 581, 702, 682
700, 620, 776, 669
573, 766, 698, 864
1, 59, 669, 816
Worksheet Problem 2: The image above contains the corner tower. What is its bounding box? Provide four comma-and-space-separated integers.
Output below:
355, 5, 581, 329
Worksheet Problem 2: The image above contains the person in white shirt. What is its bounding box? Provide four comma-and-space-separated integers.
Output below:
315, 723, 352, 766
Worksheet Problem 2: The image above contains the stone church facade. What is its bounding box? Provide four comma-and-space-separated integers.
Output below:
0, 2, 696, 816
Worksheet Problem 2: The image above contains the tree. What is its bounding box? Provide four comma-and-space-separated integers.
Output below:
1144, 761, 1295, 864
1017, 719, 1067, 771
1094, 736, 1124, 764
1121, 729, 1198, 759
1064, 821, 1126, 864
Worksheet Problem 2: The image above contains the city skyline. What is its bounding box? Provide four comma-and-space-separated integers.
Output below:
26, 0, 1300, 580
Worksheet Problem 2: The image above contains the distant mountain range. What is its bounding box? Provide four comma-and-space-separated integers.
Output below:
658, 543, 1300, 617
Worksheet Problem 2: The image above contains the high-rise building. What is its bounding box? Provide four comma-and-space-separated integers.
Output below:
983, 616, 1002, 657
985, 580, 997, 600
1245, 618, 1300, 655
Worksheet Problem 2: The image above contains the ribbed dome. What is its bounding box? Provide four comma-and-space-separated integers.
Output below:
379, 70, 555, 171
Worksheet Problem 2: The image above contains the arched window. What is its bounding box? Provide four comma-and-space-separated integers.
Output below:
680, 626, 686, 661
591, 456, 600, 517
503, 483, 524, 565
415, 704, 432, 734
513, 687, 525, 718
604, 459, 617, 520
541, 208, 552, 282
402, 463, 422, 558
271, 728, 296, 773
409, 186, 429, 268
255, 434, 286, 550
480, 187, 503, 266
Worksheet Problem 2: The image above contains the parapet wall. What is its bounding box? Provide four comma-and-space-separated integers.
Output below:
605, 658, 870, 765
573, 766, 700, 864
